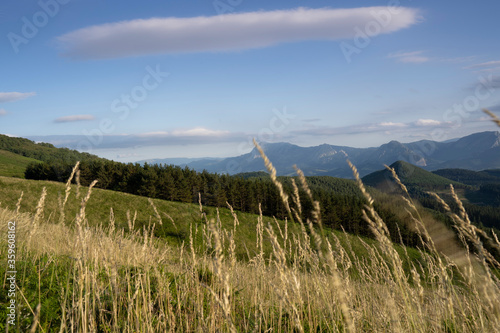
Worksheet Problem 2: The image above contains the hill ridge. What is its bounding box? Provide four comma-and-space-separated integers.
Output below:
147, 131, 500, 177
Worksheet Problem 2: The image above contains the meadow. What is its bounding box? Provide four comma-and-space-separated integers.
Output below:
0, 150, 39, 179
1, 112, 500, 332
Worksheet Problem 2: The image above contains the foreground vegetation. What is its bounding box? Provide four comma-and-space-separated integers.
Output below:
2, 147, 500, 332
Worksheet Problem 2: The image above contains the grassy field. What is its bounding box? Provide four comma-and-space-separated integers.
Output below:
0, 175, 301, 259
0, 150, 40, 178
1, 147, 500, 332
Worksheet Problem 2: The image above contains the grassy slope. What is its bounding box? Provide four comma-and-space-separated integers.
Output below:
0, 176, 418, 262
0, 150, 40, 178
0, 176, 269, 258
0, 133, 101, 163
1, 177, 495, 331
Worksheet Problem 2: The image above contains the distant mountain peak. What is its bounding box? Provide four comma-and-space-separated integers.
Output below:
389, 160, 417, 177
139, 131, 500, 178
385, 140, 404, 147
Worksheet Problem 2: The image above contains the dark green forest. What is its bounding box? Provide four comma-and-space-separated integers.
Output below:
432, 168, 500, 186
24, 159, 424, 246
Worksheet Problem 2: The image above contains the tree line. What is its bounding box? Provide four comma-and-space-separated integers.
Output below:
25, 159, 424, 246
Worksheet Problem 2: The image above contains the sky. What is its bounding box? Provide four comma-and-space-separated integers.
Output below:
1, 0, 500, 162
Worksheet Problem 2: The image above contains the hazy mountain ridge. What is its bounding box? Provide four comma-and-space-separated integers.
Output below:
143, 131, 500, 177
138, 157, 223, 167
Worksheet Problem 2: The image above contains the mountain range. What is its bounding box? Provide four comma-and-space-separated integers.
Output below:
139, 131, 500, 178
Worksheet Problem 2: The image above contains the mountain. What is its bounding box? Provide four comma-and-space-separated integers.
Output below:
362, 161, 466, 192
363, 161, 500, 227
137, 157, 223, 166
144, 131, 500, 178
421, 131, 500, 170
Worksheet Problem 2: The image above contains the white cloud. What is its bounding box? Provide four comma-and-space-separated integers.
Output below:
473, 67, 500, 73
137, 128, 229, 137
440, 56, 476, 64
171, 127, 229, 137
290, 118, 454, 139
415, 118, 441, 126
379, 122, 407, 127
57, 7, 421, 59
463, 60, 500, 74
0, 92, 36, 103
0, 108, 7, 116
54, 114, 95, 123
465, 60, 500, 69
116, 153, 140, 159
388, 50, 429, 63
137, 131, 169, 137
28, 128, 245, 150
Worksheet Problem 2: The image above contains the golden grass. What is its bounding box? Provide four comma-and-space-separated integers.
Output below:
2, 125, 500, 331
484, 108, 500, 127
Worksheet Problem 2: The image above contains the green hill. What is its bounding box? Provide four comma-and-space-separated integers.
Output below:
0, 149, 41, 178
0, 133, 102, 164
433, 168, 500, 186
0, 175, 302, 259
1, 175, 429, 276
361, 161, 500, 229
362, 160, 466, 192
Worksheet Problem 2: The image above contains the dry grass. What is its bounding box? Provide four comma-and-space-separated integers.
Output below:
484, 108, 500, 127
2, 125, 500, 331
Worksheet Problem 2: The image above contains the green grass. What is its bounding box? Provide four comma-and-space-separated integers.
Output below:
0, 150, 40, 178
0, 176, 303, 260
0, 175, 425, 266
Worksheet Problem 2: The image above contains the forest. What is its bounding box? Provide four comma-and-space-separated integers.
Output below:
24, 159, 423, 246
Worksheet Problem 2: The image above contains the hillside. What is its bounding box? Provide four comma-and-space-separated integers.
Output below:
362, 161, 500, 229
0, 133, 102, 164
5, 131, 498, 234
237, 172, 363, 197
362, 160, 466, 192
432, 168, 500, 185
0, 175, 291, 257
0, 149, 40, 178
0, 175, 433, 263
25, 158, 437, 244
1, 170, 499, 331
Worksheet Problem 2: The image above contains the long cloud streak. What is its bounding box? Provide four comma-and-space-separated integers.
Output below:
58, 7, 421, 60
0, 92, 36, 103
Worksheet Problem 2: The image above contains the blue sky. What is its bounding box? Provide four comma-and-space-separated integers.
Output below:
1, 0, 499, 162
